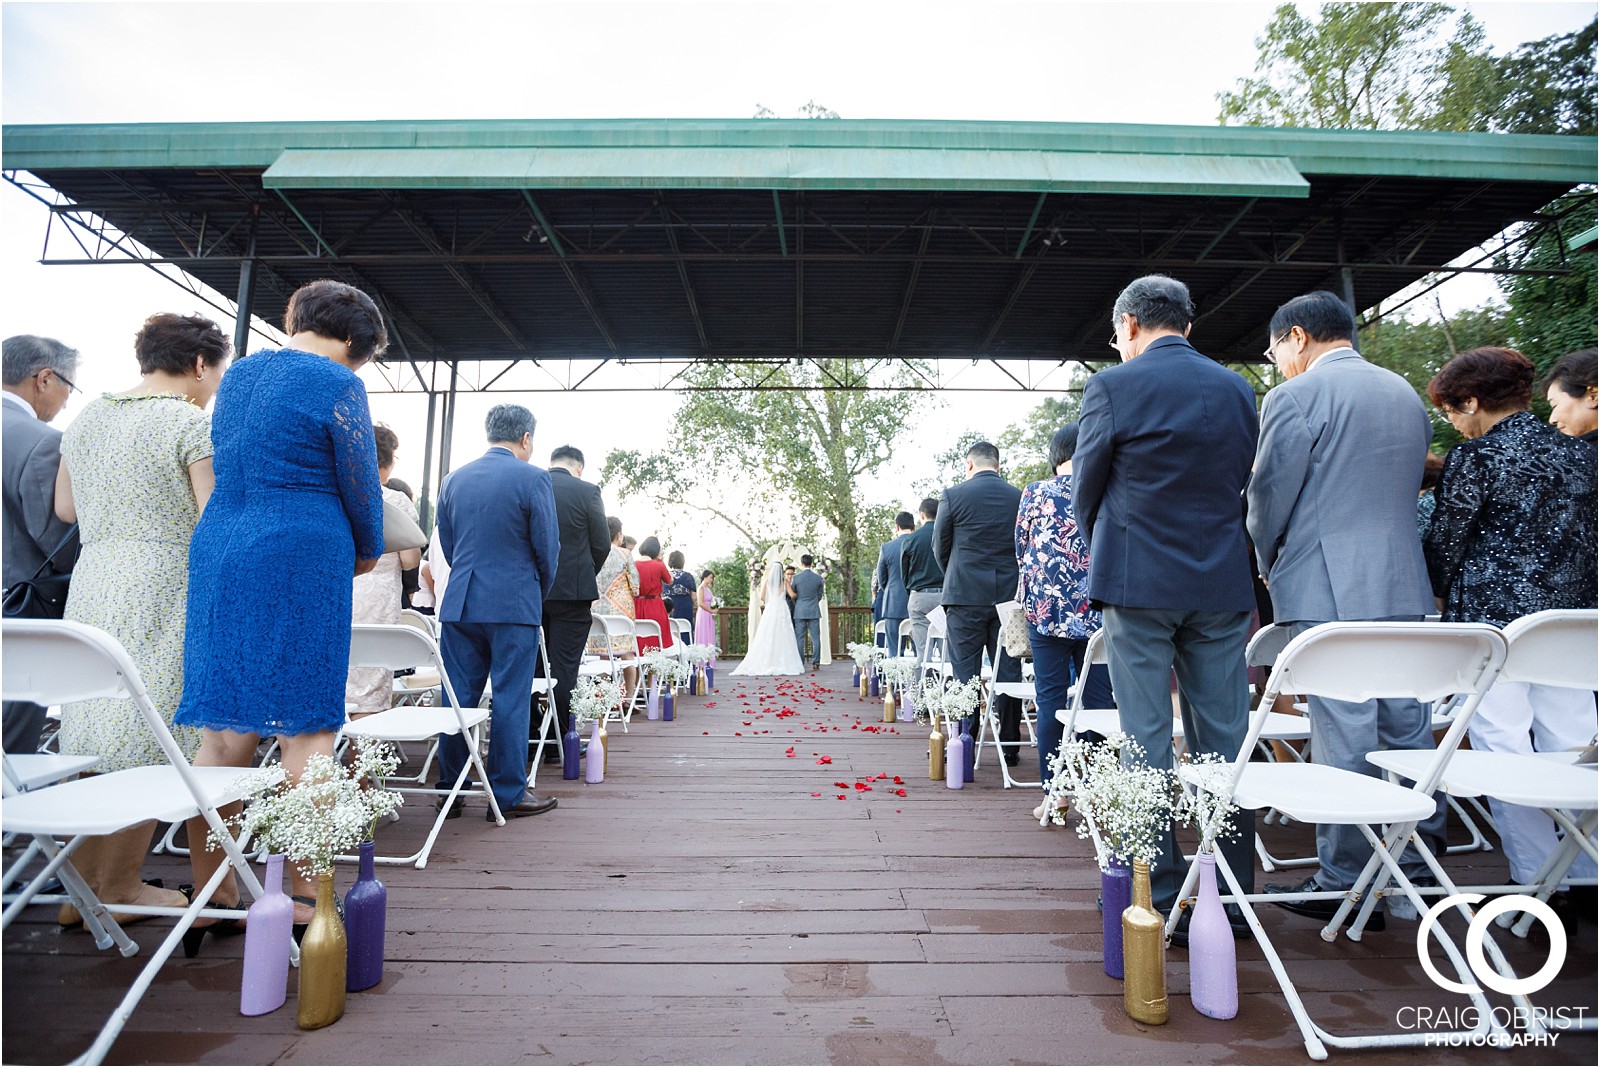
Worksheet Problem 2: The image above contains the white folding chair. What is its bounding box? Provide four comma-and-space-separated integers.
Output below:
579, 615, 636, 731
2, 619, 277, 1066
527, 627, 563, 785
1171, 621, 1512, 1059
339, 624, 503, 868
629, 619, 664, 720
1368, 609, 1599, 946
670, 616, 693, 647
974, 613, 1038, 789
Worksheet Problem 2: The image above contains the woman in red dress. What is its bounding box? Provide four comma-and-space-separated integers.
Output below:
633, 536, 675, 653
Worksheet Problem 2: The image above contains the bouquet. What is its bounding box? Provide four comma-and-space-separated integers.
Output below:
217, 743, 403, 879
912, 675, 983, 726
1050, 733, 1173, 871
1172, 753, 1241, 850
570, 673, 625, 727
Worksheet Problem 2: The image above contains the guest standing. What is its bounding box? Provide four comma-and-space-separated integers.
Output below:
542, 445, 610, 760
175, 279, 386, 937
1424, 346, 1599, 897
634, 536, 674, 652
52, 314, 227, 922
694, 570, 719, 645
874, 513, 913, 653
899, 497, 945, 673
933, 440, 1025, 765
1245, 292, 1443, 924
1015, 423, 1111, 812
346, 424, 422, 715
1542, 348, 1597, 443
1074, 274, 1259, 921
589, 517, 641, 695
387, 475, 422, 610
433, 403, 561, 821
665, 550, 697, 635
1, 334, 81, 753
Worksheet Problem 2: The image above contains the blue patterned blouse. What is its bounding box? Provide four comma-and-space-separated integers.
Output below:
1014, 474, 1101, 640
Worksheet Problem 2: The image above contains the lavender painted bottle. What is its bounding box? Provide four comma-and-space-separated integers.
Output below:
239, 853, 293, 1016
585, 719, 605, 783
1101, 857, 1132, 979
646, 675, 662, 720
344, 840, 387, 992
945, 732, 964, 790
1186, 852, 1239, 1019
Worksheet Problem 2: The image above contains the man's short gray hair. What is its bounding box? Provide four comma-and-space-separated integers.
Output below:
1111, 275, 1194, 334
485, 403, 535, 444
2, 335, 79, 387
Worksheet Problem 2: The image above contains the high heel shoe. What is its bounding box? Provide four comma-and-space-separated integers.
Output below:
290, 893, 343, 943
180, 887, 246, 959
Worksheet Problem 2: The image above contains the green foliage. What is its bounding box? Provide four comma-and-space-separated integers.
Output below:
999, 393, 1081, 487
600, 359, 936, 605
1498, 191, 1600, 382
1358, 304, 1515, 454
697, 546, 757, 609
1219, 5, 1596, 135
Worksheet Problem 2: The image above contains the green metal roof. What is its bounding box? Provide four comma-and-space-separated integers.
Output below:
5, 118, 1594, 189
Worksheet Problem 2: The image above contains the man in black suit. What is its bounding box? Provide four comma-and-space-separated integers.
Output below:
899, 497, 944, 672
539, 444, 611, 760
873, 512, 914, 654
933, 440, 1024, 765
1074, 273, 1259, 921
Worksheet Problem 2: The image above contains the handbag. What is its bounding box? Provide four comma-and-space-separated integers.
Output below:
382, 500, 427, 554
2, 525, 79, 620
997, 595, 1032, 661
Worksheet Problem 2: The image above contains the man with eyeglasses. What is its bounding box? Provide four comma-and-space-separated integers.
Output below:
1074, 274, 1259, 942
2, 334, 83, 752
1245, 291, 1442, 927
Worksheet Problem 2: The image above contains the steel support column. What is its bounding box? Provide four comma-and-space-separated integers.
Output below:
419, 390, 438, 531
440, 361, 459, 480
231, 205, 260, 359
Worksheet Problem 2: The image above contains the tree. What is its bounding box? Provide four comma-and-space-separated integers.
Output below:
601, 359, 936, 605
1498, 190, 1599, 382
1358, 303, 1515, 454
1217, 3, 1497, 131
999, 392, 1082, 487
1496, 19, 1598, 136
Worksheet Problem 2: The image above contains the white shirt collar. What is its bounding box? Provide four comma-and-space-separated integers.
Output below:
1306, 346, 1357, 372
1, 390, 37, 419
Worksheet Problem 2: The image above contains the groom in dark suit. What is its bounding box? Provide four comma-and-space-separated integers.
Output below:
790, 556, 824, 670
436, 404, 561, 820
540, 444, 611, 760
1074, 274, 1258, 919
933, 441, 1025, 763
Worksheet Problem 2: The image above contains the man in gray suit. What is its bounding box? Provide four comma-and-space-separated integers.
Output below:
789, 555, 824, 670
2, 335, 81, 752
1246, 291, 1443, 925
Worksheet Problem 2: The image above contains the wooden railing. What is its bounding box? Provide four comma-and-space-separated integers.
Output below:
712, 605, 875, 659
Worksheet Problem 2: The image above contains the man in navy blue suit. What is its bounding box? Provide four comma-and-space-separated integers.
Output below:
873, 512, 914, 653
436, 404, 562, 820
1074, 275, 1259, 929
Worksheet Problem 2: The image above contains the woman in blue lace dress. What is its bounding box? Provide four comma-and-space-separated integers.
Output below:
175, 280, 386, 941
1014, 423, 1114, 817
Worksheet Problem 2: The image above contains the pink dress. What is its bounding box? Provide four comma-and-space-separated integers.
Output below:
694, 582, 718, 646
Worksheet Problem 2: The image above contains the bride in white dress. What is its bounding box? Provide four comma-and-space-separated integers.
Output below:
730, 564, 804, 675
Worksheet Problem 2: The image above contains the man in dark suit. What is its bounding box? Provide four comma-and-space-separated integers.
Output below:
1074, 274, 1259, 919
933, 441, 1024, 763
435, 404, 561, 820
899, 497, 944, 672
2, 335, 81, 753
539, 444, 611, 762
873, 512, 914, 654
790, 556, 824, 669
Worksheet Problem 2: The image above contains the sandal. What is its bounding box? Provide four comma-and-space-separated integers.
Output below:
58, 878, 168, 931
178, 884, 246, 958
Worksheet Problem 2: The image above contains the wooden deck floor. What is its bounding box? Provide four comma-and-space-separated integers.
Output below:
4, 660, 1596, 1066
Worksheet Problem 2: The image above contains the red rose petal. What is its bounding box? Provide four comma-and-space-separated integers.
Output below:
895, 788, 907, 797
811, 792, 822, 797
785, 747, 796, 758
892, 776, 904, 784
816, 756, 832, 764
836, 794, 847, 800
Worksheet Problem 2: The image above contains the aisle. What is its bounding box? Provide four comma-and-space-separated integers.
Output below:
3, 660, 1594, 1065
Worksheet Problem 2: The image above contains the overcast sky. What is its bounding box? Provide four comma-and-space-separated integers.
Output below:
2, 0, 1593, 560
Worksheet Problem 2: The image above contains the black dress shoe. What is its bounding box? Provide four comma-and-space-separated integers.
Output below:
491, 793, 558, 821
436, 795, 464, 820
1168, 903, 1252, 948
1265, 877, 1385, 931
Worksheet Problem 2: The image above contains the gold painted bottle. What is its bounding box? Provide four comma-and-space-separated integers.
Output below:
929, 722, 945, 781
859, 673, 870, 699
296, 871, 347, 1030
882, 685, 896, 723
597, 722, 609, 777
1122, 859, 1169, 1025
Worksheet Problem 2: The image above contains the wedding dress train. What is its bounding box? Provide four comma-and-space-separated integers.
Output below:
730, 568, 804, 676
